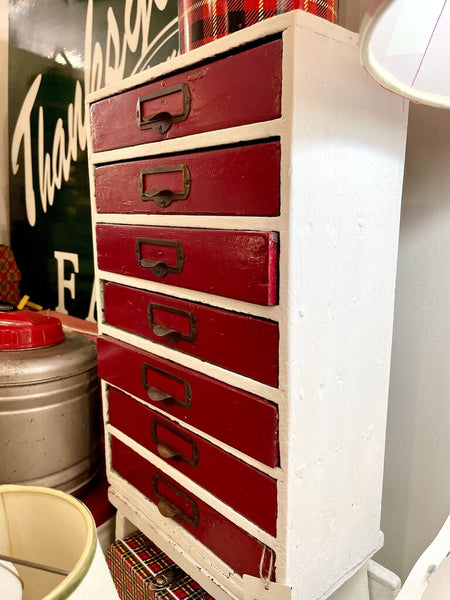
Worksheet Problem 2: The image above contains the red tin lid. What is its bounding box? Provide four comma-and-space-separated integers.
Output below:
0, 310, 65, 350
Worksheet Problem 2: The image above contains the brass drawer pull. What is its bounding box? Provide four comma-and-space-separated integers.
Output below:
157, 442, 182, 460
141, 364, 192, 409
146, 387, 173, 403
153, 473, 199, 527
148, 303, 197, 343
157, 498, 182, 519
151, 418, 199, 466
136, 83, 191, 134
136, 238, 185, 278
152, 324, 182, 343
139, 165, 191, 208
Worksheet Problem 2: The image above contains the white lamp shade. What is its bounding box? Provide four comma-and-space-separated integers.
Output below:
360, 0, 450, 108
0, 485, 120, 600
396, 514, 450, 599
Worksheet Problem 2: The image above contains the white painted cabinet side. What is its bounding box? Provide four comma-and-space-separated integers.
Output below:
278, 23, 409, 600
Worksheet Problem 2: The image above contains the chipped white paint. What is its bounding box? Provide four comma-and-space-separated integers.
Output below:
87, 10, 408, 600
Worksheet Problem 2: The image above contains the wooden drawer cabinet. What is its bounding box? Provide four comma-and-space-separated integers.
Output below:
87, 11, 408, 600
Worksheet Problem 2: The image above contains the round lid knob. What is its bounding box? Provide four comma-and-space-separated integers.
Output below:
0, 310, 65, 350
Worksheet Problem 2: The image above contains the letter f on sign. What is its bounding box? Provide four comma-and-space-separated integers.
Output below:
54, 251, 79, 314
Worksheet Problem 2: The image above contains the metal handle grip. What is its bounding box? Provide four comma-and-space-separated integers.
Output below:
136, 83, 191, 134
152, 419, 199, 466
151, 324, 182, 343
141, 363, 193, 409
139, 165, 191, 208
153, 473, 199, 527
136, 238, 184, 278
146, 386, 173, 402
157, 499, 181, 519
148, 303, 197, 344
157, 442, 182, 460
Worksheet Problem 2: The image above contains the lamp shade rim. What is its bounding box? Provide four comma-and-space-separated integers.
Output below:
0, 484, 97, 600
359, 0, 450, 109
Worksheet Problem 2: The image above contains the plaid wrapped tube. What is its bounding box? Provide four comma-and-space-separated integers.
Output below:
107, 532, 214, 599
178, 0, 338, 53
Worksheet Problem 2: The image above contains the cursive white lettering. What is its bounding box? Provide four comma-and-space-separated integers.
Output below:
11, 0, 178, 227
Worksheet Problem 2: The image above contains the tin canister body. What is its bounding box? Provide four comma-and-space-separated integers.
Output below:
0, 330, 101, 493
178, 0, 338, 53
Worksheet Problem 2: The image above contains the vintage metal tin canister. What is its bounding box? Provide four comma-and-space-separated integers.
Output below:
0, 311, 101, 493
178, 0, 338, 53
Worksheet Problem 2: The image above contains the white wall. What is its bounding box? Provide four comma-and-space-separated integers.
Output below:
338, 0, 372, 33
0, 0, 8, 244
375, 102, 450, 582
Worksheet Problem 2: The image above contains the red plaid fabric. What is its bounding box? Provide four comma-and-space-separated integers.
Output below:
0, 245, 21, 306
179, 0, 338, 52
107, 532, 214, 599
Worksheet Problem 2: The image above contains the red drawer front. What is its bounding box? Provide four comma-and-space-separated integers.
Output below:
103, 283, 279, 387
97, 336, 279, 467
110, 436, 276, 580
94, 141, 281, 216
96, 225, 278, 306
108, 387, 277, 535
90, 39, 282, 153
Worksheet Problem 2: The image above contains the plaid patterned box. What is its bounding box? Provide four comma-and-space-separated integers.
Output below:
0, 245, 21, 306
179, 0, 338, 53
107, 532, 214, 599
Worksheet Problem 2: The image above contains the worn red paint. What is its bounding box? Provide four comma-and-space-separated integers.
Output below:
97, 336, 279, 467
94, 141, 281, 216
102, 283, 279, 387
108, 387, 277, 535
110, 436, 276, 580
96, 225, 279, 306
90, 39, 282, 152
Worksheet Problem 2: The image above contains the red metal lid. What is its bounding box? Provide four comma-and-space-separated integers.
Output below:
0, 310, 65, 350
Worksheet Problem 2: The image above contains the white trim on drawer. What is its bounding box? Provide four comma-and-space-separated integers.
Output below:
94, 214, 282, 231
89, 119, 287, 165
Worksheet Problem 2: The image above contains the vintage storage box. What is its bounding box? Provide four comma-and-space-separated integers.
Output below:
107, 531, 214, 599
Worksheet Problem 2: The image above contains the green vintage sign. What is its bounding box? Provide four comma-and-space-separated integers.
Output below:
9, 0, 179, 319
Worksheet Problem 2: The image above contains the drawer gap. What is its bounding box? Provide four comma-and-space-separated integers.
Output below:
97, 136, 281, 167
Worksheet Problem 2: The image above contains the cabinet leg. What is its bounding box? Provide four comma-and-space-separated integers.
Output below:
115, 510, 138, 540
